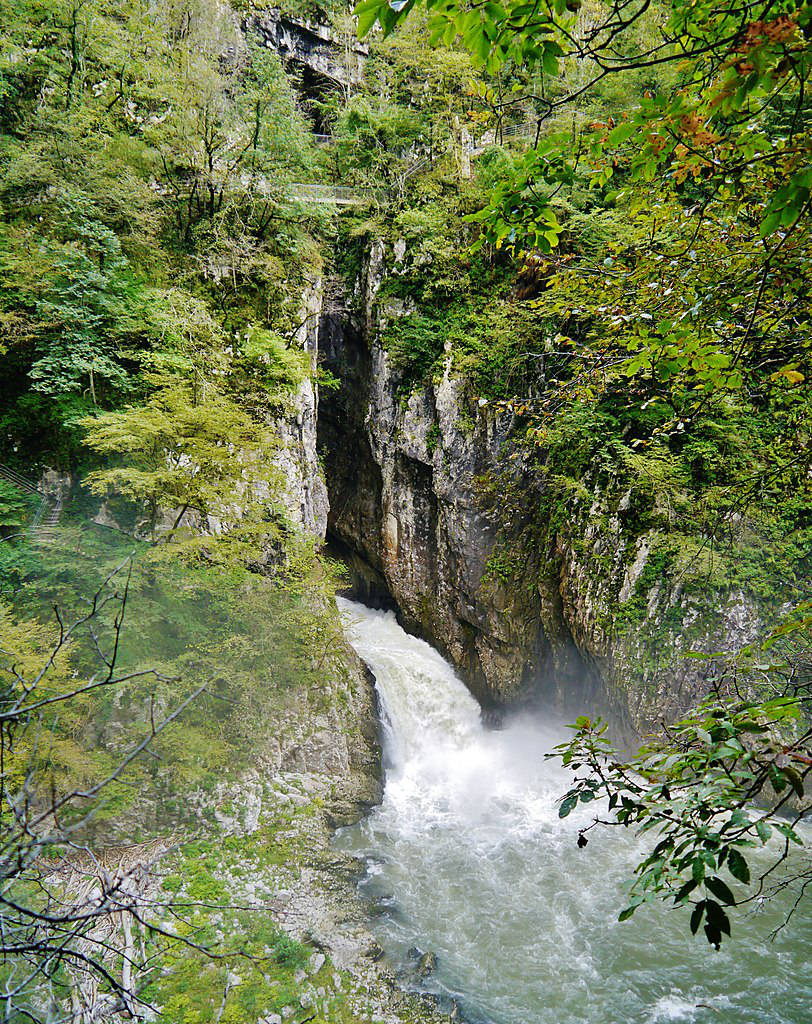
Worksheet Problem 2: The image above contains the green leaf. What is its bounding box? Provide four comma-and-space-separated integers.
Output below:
705, 876, 735, 906
690, 900, 706, 934
607, 122, 636, 146
769, 765, 788, 792
727, 849, 750, 885
774, 822, 803, 846
691, 858, 706, 884
782, 766, 805, 798
483, 1, 507, 19
705, 898, 731, 936
542, 49, 559, 75
355, 0, 383, 36
703, 922, 722, 949
674, 878, 698, 904
759, 210, 782, 237
559, 793, 578, 818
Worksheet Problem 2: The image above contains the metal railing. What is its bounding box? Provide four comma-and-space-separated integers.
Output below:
400, 154, 432, 183
0, 462, 62, 544
500, 121, 538, 139
287, 182, 385, 205
300, 131, 437, 200
300, 122, 541, 198
30, 496, 62, 543
0, 463, 40, 495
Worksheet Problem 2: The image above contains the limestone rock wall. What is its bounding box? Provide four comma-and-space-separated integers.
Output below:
273, 275, 330, 539
318, 252, 591, 713
317, 246, 766, 734
245, 10, 366, 88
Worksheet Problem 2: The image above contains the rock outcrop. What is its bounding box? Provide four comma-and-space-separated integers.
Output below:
317, 246, 767, 734
245, 10, 366, 88
318, 255, 593, 714
273, 275, 330, 539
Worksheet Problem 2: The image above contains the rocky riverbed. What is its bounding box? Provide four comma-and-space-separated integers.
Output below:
167, 641, 453, 1024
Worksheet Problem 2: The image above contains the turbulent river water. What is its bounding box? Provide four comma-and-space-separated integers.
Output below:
334, 598, 812, 1024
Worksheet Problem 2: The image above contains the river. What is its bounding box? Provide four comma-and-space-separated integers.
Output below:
334, 597, 812, 1024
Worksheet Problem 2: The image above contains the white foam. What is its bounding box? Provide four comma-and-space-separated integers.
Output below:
647, 993, 699, 1022
335, 597, 812, 1024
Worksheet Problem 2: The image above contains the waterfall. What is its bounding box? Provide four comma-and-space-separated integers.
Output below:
335, 598, 812, 1024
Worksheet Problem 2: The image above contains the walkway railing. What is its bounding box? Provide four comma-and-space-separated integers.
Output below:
0, 463, 40, 495
0, 463, 62, 544
30, 496, 63, 542
287, 182, 385, 205
500, 121, 538, 140
297, 120, 540, 200
399, 154, 432, 184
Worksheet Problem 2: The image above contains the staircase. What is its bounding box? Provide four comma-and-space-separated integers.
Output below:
30, 496, 63, 543
0, 463, 62, 544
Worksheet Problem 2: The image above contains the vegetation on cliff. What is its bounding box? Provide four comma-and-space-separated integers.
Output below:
0, 0, 809, 1007
0, 0, 325, 466
0, 4, 391, 1021
337, 0, 810, 623
348, 0, 811, 947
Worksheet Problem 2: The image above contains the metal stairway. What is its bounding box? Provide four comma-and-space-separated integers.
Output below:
0, 463, 62, 543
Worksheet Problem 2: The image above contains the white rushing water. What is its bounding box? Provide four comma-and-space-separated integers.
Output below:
335, 598, 812, 1024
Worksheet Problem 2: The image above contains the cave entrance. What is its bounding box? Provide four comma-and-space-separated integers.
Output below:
294, 65, 342, 135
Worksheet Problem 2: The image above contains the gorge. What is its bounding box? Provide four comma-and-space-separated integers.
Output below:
0, 1, 809, 1022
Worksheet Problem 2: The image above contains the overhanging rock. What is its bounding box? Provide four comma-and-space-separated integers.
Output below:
244, 10, 366, 87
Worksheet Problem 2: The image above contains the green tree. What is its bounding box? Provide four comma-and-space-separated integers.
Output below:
0, 0, 323, 463
356, 0, 811, 245
0, 480, 37, 535
79, 379, 283, 539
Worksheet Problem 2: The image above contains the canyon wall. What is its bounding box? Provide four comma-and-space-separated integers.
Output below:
272, 275, 330, 539
317, 246, 766, 734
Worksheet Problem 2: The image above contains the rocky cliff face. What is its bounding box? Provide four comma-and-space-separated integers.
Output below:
245, 10, 366, 89
273, 275, 330, 539
318, 253, 594, 715
317, 247, 765, 734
